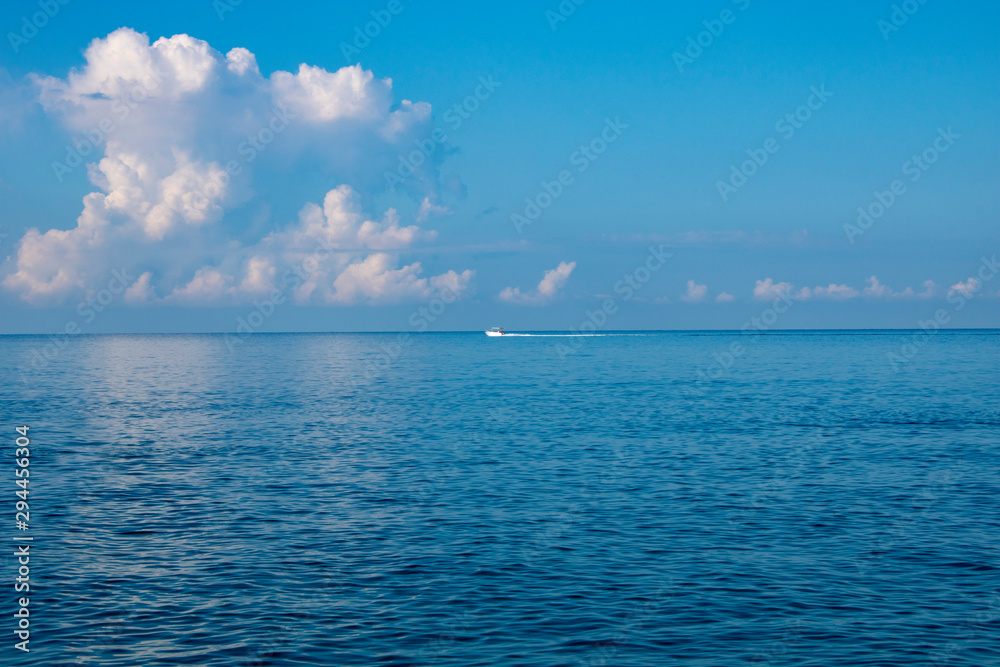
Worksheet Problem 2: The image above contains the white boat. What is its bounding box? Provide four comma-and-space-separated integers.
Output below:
485, 327, 505, 337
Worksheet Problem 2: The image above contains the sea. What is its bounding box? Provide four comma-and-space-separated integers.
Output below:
1, 330, 997, 666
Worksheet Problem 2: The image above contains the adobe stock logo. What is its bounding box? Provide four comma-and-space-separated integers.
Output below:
7, 0, 71, 54
512, 117, 628, 235
843, 127, 959, 244
339, 0, 406, 62
877, 0, 930, 41
673, 0, 751, 73
545, 0, 587, 31
716, 85, 832, 202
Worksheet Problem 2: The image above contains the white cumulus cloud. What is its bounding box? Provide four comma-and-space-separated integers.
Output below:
2, 28, 460, 306
862, 276, 936, 300
862, 276, 892, 299
169, 267, 232, 304
948, 278, 980, 298
681, 280, 708, 303
161, 185, 469, 306
808, 283, 860, 300
330, 254, 473, 305
753, 278, 796, 301
499, 261, 576, 305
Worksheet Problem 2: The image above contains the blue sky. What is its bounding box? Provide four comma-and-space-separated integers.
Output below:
0, 0, 997, 332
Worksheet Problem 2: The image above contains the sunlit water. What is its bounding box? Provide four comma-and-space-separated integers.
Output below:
1, 331, 998, 666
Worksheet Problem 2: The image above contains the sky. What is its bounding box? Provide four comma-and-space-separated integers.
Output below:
0, 0, 997, 333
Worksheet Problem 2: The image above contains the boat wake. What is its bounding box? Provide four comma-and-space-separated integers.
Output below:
496, 333, 651, 337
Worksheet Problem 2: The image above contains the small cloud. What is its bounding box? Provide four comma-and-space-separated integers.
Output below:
811, 283, 859, 300
863, 275, 892, 298
681, 280, 708, 303
948, 278, 980, 298
795, 283, 858, 300
863, 276, 936, 300
653, 296, 671, 304
499, 261, 575, 305
715, 292, 735, 303
753, 278, 795, 301
416, 196, 452, 222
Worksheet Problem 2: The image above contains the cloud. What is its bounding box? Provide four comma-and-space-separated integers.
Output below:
124, 271, 155, 304
948, 278, 980, 298
292, 185, 434, 250
753, 280, 853, 301
862, 276, 936, 300
270, 63, 397, 125
499, 261, 576, 305
912, 280, 936, 299
159, 184, 468, 305
681, 280, 708, 303
754, 277, 944, 303
753, 278, 795, 301
715, 292, 735, 303
808, 283, 859, 300
169, 267, 232, 303
236, 256, 277, 296
329, 254, 473, 305
3, 28, 457, 306
416, 196, 453, 222
862, 275, 892, 299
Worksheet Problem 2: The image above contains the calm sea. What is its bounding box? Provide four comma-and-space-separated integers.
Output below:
1, 331, 998, 666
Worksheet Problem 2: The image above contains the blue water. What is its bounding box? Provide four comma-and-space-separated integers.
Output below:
1, 331, 998, 666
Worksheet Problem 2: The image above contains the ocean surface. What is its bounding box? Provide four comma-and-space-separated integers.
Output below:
1, 331, 998, 666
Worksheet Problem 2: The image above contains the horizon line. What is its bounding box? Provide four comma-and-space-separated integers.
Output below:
1, 327, 998, 336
